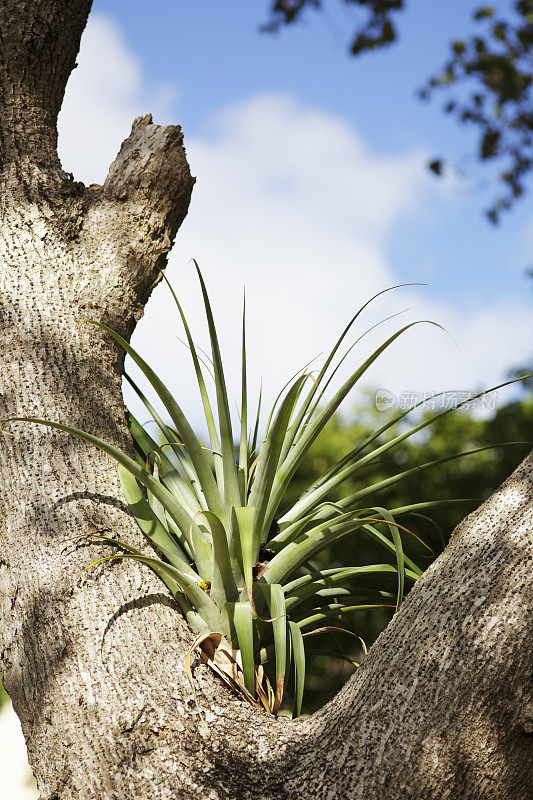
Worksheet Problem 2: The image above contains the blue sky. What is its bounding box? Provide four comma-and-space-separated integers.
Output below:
54, 0, 532, 429
92, 0, 532, 307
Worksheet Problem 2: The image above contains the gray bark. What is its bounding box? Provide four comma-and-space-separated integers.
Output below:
0, 2, 531, 799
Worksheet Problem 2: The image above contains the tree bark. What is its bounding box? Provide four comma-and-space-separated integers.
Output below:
0, 3, 531, 799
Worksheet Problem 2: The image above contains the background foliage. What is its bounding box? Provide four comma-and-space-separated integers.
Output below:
282, 388, 532, 712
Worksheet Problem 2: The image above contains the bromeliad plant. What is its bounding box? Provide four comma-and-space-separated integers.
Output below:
7, 264, 526, 716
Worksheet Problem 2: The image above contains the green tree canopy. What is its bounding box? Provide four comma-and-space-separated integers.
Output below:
285, 388, 533, 712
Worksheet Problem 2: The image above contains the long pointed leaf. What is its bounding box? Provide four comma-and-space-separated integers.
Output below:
282, 376, 532, 528
127, 410, 203, 518
374, 507, 404, 611
279, 285, 425, 462
92, 552, 220, 629
299, 308, 409, 433
284, 567, 406, 611
86, 320, 224, 518
265, 512, 419, 587
248, 375, 307, 551
296, 605, 393, 631
118, 466, 194, 574
11, 417, 214, 572
228, 508, 246, 587
160, 272, 225, 491
250, 382, 263, 464
87, 535, 210, 634
231, 601, 255, 695
127, 380, 209, 511
282, 438, 518, 530
199, 511, 239, 607
259, 583, 287, 713
233, 506, 256, 590
288, 621, 305, 717
329, 443, 522, 515
283, 564, 405, 594
266, 321, 443, 530
239, 292, 248, 484
195, 263, 241, 509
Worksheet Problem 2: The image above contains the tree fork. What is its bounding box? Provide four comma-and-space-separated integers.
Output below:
0, 2, 531, 799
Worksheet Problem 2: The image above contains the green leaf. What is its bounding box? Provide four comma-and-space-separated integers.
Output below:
263, 357, 318, 442
125, 372, 177, 450
265, 509, 423, 587
325, 443, 521, 514
195, 263, 241, 509
264, 525, 339, 586
296, 604, 393, 631
198, 511, 239, 607
126, 377, 208, 510
248, 374, 307, 550
239, 292, 248, 483
288, 620, 305, 717
283, 564, 405, 594
282, 436, 517, 531
160, 272, 224, 491
118, 466, 194, 575
232, 506, 256, 590
259, 583, 287, 712
302, 588, 388, 604
387, 498, 474, 516
359, 522, 422, 577
127, 409, 203, 517
87, 534, 209, 635
278, 286, 424, 463
227, 508, 245, 587
160, 469, 203, 521
85, 320, 224, 519
93, 551, 220, 630
266, 322, 443, 531
125, 410, 156, 465
140, 557, 220, 628
297, 308, 410, 439
284, 565, 407, 611
284, 389, 451, 511
12, 417, 216, 576
373, 507, 404, 611
250, 382, 263, 465
231, 601, 255, 695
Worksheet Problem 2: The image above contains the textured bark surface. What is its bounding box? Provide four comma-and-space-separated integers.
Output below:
0, 2, 532, 799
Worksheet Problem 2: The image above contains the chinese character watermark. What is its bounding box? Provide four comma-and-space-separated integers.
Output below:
375, 389, 499, 412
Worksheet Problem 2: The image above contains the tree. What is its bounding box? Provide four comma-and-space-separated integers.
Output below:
263, 1, 533, 223
0, 3, 531, 798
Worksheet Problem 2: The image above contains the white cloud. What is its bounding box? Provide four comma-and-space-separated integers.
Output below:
55, 12, 532, 433
134, 94, 531, 428
368, 293, 532, 407
58, 15, 176, 185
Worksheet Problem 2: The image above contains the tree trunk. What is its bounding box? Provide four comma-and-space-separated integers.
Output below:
0, 3, 531, 799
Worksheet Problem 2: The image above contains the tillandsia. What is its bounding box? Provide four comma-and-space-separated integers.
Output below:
5, 263, 529, 717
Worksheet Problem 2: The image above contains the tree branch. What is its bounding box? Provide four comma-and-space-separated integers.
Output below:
84, 113, 195, 315
0, 0, 93, 178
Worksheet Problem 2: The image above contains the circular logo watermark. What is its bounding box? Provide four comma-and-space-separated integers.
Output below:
375, 389, 396, 412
